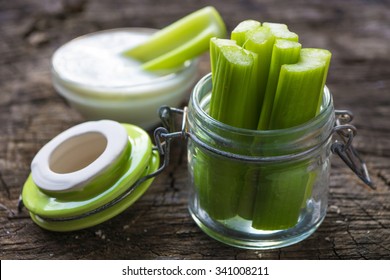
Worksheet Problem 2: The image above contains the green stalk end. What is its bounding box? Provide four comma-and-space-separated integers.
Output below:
257, 39, 302, 130
269, 48, 331, 129
209, 42, 259, 129
243, 26, 275, 113
123, 6, 227, 71
231, 20, 261, 46
263, 22, 299, 41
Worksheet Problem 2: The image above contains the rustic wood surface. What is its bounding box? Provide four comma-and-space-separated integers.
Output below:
1, 0, 389, 260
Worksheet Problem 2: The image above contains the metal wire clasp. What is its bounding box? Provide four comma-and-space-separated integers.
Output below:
152, 106, 188, 173
332, 110, 374, 189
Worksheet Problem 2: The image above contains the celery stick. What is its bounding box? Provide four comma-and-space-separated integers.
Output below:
243, 26, 275, 114
257, 39, 301, 130
236, 168, 259, 220
231, 20, 260, 46
269, 48, 331, 217
251, 48, 331, 230
209, 38, 237, 84
288, 48, 331, 212
209, 42, 259, 129
233, 26, 274, 220
300, 49, 332, 113
202, 42, 259, 220
257, 22, 300, 130
202, 150, 247, 220
269, 48, 331, 129
142, 30, 217, 70
252, 162, 311, 230
123, 6, 227, 70
192, 147, 211, 217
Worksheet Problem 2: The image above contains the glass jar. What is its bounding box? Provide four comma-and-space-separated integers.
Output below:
186, 73, 335, 249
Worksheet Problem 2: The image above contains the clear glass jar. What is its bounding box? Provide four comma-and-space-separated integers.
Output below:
186, 73, 335, 249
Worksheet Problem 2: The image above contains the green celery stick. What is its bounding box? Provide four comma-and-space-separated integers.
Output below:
272, 48, 331, 215
288, 48, 331, 213
123, 6, 227, 70
209, 38, 237, 85
231, 20, 261, 46
236, 168, 259, 220
202, 42, 259, 220
257, 39, 301, 130
243, 26, 275, 115
251, 48, 331, 230
142, 29, 219, 70
299, 49, 332, 113
257, 22, 300, 130
192, 146, 211, 218
209, 42, 259, 129
233, 26, 274, 219
263, 22, 299, 42
269, 48, 331, 129
252, 162, 311, 230
200, 149, 248, 220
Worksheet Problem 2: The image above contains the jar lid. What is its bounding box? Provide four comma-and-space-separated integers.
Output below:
21, 120, 159, 231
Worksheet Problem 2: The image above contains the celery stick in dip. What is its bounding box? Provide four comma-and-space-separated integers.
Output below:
51, 28, 198, 129
52, 29, 159, 89
124, 6, 227, 71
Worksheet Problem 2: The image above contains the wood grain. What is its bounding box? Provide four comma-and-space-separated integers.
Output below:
1, 0, 389, 259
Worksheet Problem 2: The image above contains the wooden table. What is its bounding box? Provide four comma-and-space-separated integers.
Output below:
1, 0, 389, 259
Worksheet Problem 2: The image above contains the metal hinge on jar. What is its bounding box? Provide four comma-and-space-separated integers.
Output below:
332, 110, 374, 189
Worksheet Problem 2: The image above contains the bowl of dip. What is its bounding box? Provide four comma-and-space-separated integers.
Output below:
51, 28, 199, 129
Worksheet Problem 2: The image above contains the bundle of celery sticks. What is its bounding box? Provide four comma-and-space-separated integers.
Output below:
210, 20, 331, 131
196, 20, 331, 230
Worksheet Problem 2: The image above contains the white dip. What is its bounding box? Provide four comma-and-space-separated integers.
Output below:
52, 29, 159, 88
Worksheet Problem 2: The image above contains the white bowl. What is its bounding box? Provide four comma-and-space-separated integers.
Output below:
51, 28, 199, 129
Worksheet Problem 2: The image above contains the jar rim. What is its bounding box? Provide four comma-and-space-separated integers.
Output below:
51, 28, 197, 95
191, 72, 334, 137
